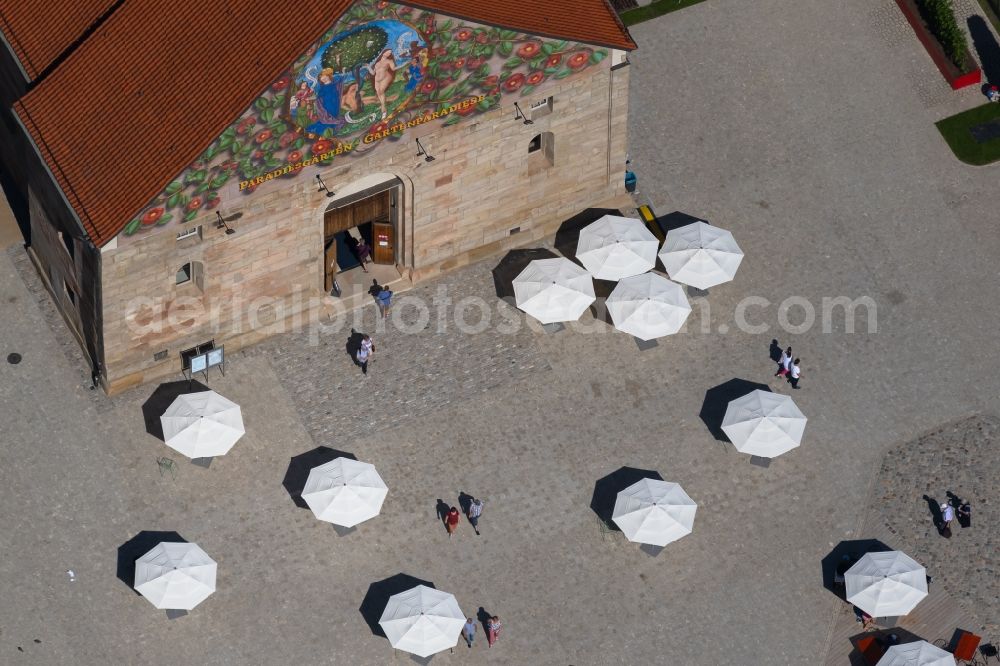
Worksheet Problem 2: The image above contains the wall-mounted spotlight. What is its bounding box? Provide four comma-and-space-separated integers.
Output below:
315, 174, 336, 197
216, 211, 236, 235
513, 102, 533, 125
415, 138, 435, 162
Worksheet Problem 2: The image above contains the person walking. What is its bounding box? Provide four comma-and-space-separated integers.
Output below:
445, 506, 460, 537
356, 238, 372, 272
356, 341, 371, 375
788, 358, 801, 389
462, 618, 476, 648
940, 502, 955, 537
776, 346, 792, 377
486, 615, 502, 648
467, 498, 483, 535
360, 334, 375, 359
377, 286, 393, 319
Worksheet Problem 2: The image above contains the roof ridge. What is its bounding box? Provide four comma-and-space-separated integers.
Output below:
31, 0, 126, 87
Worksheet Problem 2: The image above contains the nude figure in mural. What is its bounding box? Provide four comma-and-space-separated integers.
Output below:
369, 49, 403, 120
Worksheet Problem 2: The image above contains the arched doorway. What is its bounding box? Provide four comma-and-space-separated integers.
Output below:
321, 174, 404, 294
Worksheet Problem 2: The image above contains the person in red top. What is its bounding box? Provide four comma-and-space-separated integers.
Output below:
445, 506, 461, 538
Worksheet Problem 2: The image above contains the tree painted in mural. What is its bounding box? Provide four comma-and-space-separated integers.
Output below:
123, 0, 608, 236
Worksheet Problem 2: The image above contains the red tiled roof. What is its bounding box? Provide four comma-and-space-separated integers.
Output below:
14, 0, 634, 247
409, 0, 636, 51
0, 0, 120, 80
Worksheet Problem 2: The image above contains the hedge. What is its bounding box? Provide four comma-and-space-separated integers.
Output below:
918, 0, 970, 68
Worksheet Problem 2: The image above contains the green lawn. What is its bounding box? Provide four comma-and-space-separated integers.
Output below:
620, 0, 709, 26
936, 103, 1000, 165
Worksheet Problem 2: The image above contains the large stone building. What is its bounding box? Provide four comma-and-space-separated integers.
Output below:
0, 0, 635, 394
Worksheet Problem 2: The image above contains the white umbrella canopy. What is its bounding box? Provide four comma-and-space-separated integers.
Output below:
877, 641, 956, 666
658, 221, 744, 289
302, 457, 388, 527
513, 257, 596, 324
612, 478, 697, 547
378, 585, 465, 657
721, 390, 807, 458
134, 542, 217, 610
576, 215, 659, 280
606, 272, 691, 340
846, 551, 928, 618
160, 390, 244, 458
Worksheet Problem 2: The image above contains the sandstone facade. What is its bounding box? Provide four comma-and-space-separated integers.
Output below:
99, 60, 631, 393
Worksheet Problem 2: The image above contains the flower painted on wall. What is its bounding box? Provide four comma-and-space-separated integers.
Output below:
122, 0, 608, 238
142, 207, 165, 226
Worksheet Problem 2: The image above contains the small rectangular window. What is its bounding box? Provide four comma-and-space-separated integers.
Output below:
528, 135, 542, 153
530, 96, 553, 120
176, 263, 192, 285
176, 225, 202, 241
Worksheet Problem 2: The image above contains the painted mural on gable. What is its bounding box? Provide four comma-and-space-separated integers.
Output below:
121, 0, 609, 240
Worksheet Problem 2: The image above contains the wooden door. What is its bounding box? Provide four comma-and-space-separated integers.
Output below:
324, 207, 354, 237
324, 238, 338, 291
372, 221, 395, 264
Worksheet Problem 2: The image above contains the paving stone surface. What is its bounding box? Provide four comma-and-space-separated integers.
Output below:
7, 245, 95, 392
6, 0, 1000, 663
248, 260, 551, 445
870, 414, 1000, 637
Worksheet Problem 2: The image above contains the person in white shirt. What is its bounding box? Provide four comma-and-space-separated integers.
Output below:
789, 359, 801, 389
940, 503, 955, 531
776, 346, 792, 377
356, 344, 370, 375
360, 334, 374, 357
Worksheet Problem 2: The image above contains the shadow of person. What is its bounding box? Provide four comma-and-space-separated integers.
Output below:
477, 606, 492, 635
769, 339, 782, 363
458, 491, 474, 515
922, 494, 943, 530
435, 499, 450, 526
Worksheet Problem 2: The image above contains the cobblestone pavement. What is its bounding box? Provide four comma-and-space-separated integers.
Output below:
866, 0, 992, 112
249, 260, 551, 445
870, 415, 999, 637
7, 246, 95, 393
7, 0, 1000, 664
